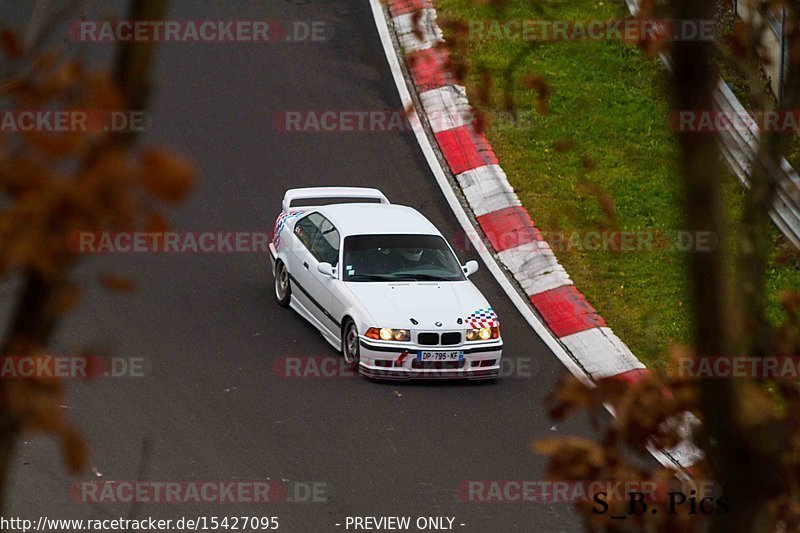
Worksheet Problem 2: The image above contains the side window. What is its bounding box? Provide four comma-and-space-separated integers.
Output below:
312, 217, 340, 266
294, 213, 340, 266
294, 213, 323, 251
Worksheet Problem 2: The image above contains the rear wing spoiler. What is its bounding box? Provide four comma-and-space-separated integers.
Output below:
281, 187, 390, 213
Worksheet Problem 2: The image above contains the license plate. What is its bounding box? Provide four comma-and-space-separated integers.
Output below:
417, 351, 464, 362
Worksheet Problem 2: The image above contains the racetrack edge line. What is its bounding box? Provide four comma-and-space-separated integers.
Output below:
367, 0, 697, 480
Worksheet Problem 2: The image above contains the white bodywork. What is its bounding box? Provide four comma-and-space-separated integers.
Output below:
269, 187, 503, 380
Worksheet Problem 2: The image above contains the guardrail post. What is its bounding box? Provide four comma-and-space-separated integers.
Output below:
779, 7, 787, 106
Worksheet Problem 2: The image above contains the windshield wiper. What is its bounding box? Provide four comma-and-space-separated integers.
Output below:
346, 274, 396, 282
391, 274, 453, 281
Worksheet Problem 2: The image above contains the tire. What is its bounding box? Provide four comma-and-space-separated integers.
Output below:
274, 260, 291, 307
342, 319, 361, 371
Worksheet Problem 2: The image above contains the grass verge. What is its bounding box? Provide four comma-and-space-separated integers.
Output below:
436, 0, 800, 367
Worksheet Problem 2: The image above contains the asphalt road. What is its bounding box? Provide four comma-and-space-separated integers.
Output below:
4, 1, 601, 531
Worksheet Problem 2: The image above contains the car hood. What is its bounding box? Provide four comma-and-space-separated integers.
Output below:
345, 281, 492, 330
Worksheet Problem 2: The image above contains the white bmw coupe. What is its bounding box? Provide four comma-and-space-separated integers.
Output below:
269, 187, 503, 380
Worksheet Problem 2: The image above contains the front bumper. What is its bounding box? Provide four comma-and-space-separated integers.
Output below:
358, 338, 503, 380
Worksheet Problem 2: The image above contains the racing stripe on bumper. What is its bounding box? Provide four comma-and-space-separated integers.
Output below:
360, 366, 499, 380
358, 339, 502, 381
359, 339, 501, 354
382, 0, 704, 470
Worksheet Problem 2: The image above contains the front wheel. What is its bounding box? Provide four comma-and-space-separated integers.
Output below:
342, 320, 361, 371
274, 260, 291, 307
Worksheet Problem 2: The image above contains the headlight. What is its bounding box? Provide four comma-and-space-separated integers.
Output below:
365, 327, 410, 342
466, 326, 500, 341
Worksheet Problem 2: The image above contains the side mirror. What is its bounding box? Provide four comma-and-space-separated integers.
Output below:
317, 262, 336, 278
462, 260, 479, 277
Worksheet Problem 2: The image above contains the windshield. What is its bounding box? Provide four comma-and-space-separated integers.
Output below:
343, 234, 465, 282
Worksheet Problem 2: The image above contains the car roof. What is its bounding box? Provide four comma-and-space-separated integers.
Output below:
312, 204, 441, 237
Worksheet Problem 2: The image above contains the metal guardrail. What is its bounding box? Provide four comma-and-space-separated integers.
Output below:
625, 0, 800, 249
714, 81, 800, 249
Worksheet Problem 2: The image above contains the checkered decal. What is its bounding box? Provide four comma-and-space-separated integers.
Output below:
273, 210, 304, 250
465, 307, 499, 329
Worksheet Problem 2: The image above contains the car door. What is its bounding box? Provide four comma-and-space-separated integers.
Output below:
287, 213, 321, 315
291, 212, 341, 333
307, 215, 342, 333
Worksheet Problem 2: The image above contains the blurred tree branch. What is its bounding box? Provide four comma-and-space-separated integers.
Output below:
432, 0, 800, 530
0, 0, 193, 519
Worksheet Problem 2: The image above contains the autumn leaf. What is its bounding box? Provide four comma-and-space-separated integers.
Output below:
548, 375, 595, 420
37, 60, 83, 98
21, 131, 86, 158
520, 74, 549, 114
553, 138, 575, 153
144, 211, 170, 233
412, 9, 425, 42
99, 273, 136, 293
0, 28, 23, 59
138, 148, 196, 204
60, 427, 89, 474
532, 436, 605, 479
50, 283, 82, 317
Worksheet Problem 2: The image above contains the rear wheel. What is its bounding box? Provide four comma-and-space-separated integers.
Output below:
342, 319, 360, 371
274, 260, 291, 307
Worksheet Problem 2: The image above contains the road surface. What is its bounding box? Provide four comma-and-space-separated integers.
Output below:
2, 1, 609, 531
